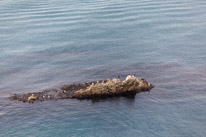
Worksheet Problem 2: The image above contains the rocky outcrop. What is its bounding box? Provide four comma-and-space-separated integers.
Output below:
10, 75, 154, 103
74, 75, 153, 99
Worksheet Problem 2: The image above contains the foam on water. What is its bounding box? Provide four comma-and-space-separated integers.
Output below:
0, 0, 206, 136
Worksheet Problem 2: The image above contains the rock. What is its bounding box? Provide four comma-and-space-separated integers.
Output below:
73, 75, 153, 99
9, 75, 154, 102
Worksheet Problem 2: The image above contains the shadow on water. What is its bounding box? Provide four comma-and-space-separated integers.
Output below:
89, 94, 136, 104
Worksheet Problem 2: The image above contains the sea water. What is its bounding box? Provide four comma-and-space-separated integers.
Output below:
0, 0, 206, 136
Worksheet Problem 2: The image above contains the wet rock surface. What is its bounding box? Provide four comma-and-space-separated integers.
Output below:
10, 75, 154, 103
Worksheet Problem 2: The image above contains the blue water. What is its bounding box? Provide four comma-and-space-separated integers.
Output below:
1, 0, 206, 136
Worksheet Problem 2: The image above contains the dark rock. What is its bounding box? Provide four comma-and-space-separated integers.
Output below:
9, 75, 154, 103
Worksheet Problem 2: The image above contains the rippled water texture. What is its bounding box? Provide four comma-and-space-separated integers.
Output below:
0, 0, 206, 136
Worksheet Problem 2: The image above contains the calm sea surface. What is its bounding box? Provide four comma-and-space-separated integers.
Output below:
0, 0, 206, 136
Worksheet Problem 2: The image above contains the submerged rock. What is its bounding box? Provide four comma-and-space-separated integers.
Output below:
10, 75, 154, 103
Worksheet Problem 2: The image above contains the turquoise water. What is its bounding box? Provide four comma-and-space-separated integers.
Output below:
1, 0, 206, 136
